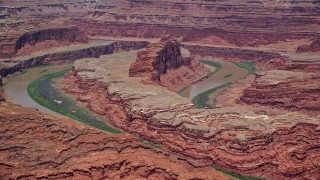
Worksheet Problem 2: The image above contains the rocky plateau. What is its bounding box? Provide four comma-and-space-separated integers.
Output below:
0, 0, 319, 180
61, 44, 320, 180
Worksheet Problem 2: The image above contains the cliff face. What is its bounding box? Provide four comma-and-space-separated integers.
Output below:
0, 41, 149, 84
297, 38, 320, 53
66, 0, 320, 46
0, 27, 88, 58
61, 50, 320, 180
129, 38, 210, 91
15, 27, 88, 50
240, 70, 320, 114
0, 90, 228, 180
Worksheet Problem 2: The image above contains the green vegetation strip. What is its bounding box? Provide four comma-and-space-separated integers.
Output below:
178, 86, 188, 94
27, 70, 122, 134
40, 69, 48, 73
139, 138, 162, 149
211, 166, 263, 180
199, 60, 222, 76
234, 62, 256, 76
223, 73, 234, 79
192, 82, 232, 108
11, 69, 28, 78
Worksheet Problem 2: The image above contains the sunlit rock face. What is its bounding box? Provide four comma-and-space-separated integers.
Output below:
129, 37, 210, 91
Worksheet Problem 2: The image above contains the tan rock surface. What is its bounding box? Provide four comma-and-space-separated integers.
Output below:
62, 49, 320, 180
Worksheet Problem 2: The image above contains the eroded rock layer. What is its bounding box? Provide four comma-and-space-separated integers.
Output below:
2, 0, 319, 47
0, 40, 149, 85
0, 27, 88, 58
0, 90, 230, 180
297, 38, 320, 53
240, 70, 320, 114
62, 50, 320, 180
129, 39, 210, 91
67, 0, 320, 46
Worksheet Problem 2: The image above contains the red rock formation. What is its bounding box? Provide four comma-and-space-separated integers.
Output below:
0, 90, 230, 180
0, 89, 5, 101
296, 38, 320, 53
240, 70, 320, 114
0, 41, 149, 85
62, 68, 320, 180
129, 38, 210, 91
0, 27, 88, 58
65, 0, 320, 46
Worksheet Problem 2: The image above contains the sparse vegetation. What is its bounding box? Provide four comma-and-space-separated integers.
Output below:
234, 62, 256, 76
223, 73, 234, 79
178, 86, 188, 94
40, 69, 48, 73
199, 60, 222, 76
192, 82, 232, 108
27, 70, 122, 134
211, 166, 263, 180
139, 138, 162, 149
11, 69, 28, 78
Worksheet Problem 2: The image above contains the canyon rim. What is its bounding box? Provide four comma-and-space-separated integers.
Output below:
0, 1, 319, 180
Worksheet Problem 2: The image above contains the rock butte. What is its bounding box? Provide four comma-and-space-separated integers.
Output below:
0, 0, 319, 179
129, 37, 210, 91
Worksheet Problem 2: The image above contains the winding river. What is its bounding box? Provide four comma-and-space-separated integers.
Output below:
4, 59, 248, 117
4, 64, 72, 116
3, 64, 120, 133
180, 60, 248, 99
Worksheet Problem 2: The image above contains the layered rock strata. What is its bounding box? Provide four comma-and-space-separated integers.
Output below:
62, 50, 320, 180
129, 39, 210, 91
240, 70, 320, 114
0, 27, 88, 58
66, 0, 320, 46
0, 91, 229, 180
0, 40, 149, 85
297, 38, 320, 53
183, 44, 320, 73
2, 0, 319, 47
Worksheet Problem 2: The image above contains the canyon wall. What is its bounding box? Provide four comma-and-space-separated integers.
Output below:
0, 90, 228, 180
297, 38, 320, 53
2, 0, 319, 47
61, 50, 320, 180
129, 38, 210, 91
0, 41, 149, 85
183, 44, 284, 61
240, 70, 320, 114
0, 27, 88, 58
67, 0, 320, 46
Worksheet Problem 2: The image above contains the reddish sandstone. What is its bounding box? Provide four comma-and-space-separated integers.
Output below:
297, 38, 320, 53
129, 38, 210, 91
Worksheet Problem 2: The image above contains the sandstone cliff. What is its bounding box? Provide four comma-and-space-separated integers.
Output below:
296, 38, 320, 53
0, 40, 149, 85
66, 0, 320, 46
62, 50, 320, 180
129, 38, 210, 91
240, 70, 320, 114
0, 27, 88, 58
0, 90, 229, 180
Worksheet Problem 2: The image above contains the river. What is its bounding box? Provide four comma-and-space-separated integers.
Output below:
180, 60, 248, 99
3, 64, 73, 116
